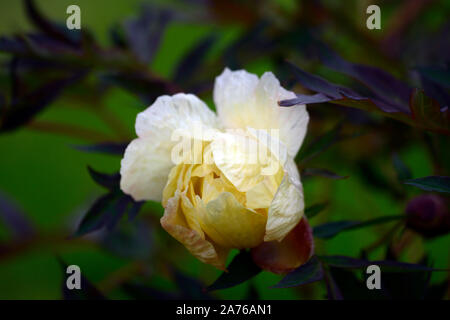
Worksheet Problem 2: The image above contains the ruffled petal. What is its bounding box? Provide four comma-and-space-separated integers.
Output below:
120, 94, 218, 201
197, 192, 267, 249
213, 69, 309, 157
161, 191, 229, 270
211, 131, 281, 192
264, 158, 304, 242
251, 217, 314, 274
120, 138, 174, 201
213, 68, 259, 129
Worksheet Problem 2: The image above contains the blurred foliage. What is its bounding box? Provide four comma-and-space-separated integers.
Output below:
0, 0, 449, 299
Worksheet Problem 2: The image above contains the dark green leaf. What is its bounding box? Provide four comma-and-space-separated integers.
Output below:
404, 176, 450, 193
313, 215, 404, 239
271, 256, 323, 288
304, 202, 328, 219
207, 250, 261, 291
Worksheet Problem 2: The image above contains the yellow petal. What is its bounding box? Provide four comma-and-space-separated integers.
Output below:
197, 192, 267, 249
161, 191, 228, 270
245, 168, 283, 209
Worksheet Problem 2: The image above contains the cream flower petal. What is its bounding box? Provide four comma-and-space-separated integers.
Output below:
120, 138, 174, 201
264, 158, 304, 242
213, 69, 309, 157
161, 191, 228, 270
213, 68, 259, 129
120, 93, 218, 202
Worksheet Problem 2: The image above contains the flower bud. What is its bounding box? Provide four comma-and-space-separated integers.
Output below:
405, 194, 450, 238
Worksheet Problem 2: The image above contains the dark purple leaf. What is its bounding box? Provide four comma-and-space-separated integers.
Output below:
279, 93, 332, 106
72, 142, 129, 156
128, 201, 144, 221
0, 191, 35, 239
282, 62, 413, 117
316, 44, 412, 109
0, 37, 28, 54
284, 61, 341, 99
74, 192, 133, 236
404, 176, 450, 193
0, 71, 87, 132
271, 256, 323, 288
87, 167, 120, 190
24, 0, 81, 47
207, 250, 261, 291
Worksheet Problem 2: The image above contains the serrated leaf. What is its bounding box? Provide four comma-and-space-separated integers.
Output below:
313, 215, 404, 239
404, 176, 450, 193
304, 202, 328, 219
271, 256, 323, 288
207, 250, 261, 291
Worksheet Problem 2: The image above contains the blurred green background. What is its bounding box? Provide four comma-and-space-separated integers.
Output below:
0, 0, 448, 299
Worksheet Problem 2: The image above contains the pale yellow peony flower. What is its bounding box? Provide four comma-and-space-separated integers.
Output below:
120, 68, 313, 273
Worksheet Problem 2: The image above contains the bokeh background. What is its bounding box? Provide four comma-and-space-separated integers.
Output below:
0, 0, 449, 299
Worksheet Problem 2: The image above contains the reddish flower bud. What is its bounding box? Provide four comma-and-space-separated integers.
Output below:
405, 194, 450, 238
